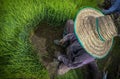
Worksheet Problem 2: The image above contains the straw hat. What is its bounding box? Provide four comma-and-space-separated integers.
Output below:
74, 7, 118, 59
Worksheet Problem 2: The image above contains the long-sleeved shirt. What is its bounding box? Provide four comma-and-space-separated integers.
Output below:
102, 0, 120, 14
58, 33, 95, 69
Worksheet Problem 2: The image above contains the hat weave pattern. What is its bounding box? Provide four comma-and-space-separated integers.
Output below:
74, 8, 117, 58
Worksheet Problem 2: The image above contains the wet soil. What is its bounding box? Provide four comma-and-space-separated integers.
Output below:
30, 22, 64, 78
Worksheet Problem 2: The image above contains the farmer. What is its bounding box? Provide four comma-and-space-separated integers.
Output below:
54, 8, 118, 79
54, 20, 100, 79
100, 0, 120, 14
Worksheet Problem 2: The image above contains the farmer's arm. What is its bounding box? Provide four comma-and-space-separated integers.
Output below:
58, 52, 95, 69
60, 33, 76, 45
67, 48, 95, 69
102, 0, 120, 14
66, 42, 95, 69
69, 55, 95, 69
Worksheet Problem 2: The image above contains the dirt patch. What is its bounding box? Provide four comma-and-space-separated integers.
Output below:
30, 22, 64, 77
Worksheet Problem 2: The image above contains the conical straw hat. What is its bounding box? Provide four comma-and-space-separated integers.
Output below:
74, 7, 118, 59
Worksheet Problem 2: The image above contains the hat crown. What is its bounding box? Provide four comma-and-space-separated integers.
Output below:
97, 15, 117, 41
88, 15, 118, 41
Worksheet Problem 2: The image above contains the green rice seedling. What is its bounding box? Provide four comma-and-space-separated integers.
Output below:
44, 0, 77, 26
56, 69, 83, 79
0, 0, 48, 79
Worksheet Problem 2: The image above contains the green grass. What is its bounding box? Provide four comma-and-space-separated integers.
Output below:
56, 69, 83, 79
0, 0, 103, 79
0, 0, 47, 79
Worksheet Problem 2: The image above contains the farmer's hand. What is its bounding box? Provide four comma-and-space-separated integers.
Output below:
59, 39, 65, 45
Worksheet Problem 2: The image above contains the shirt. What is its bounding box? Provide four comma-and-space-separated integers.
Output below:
102, 0, 120, 14
59, 33, 95, 69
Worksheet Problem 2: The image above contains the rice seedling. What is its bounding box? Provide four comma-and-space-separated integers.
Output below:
56, 69, 83, 79
0, 0, 48, 79
43, 0, 77, 26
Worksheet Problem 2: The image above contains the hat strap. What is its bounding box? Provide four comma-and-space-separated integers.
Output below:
96, 18, 105, 42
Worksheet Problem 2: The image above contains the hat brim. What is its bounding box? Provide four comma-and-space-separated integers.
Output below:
74, 7, 114, 59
